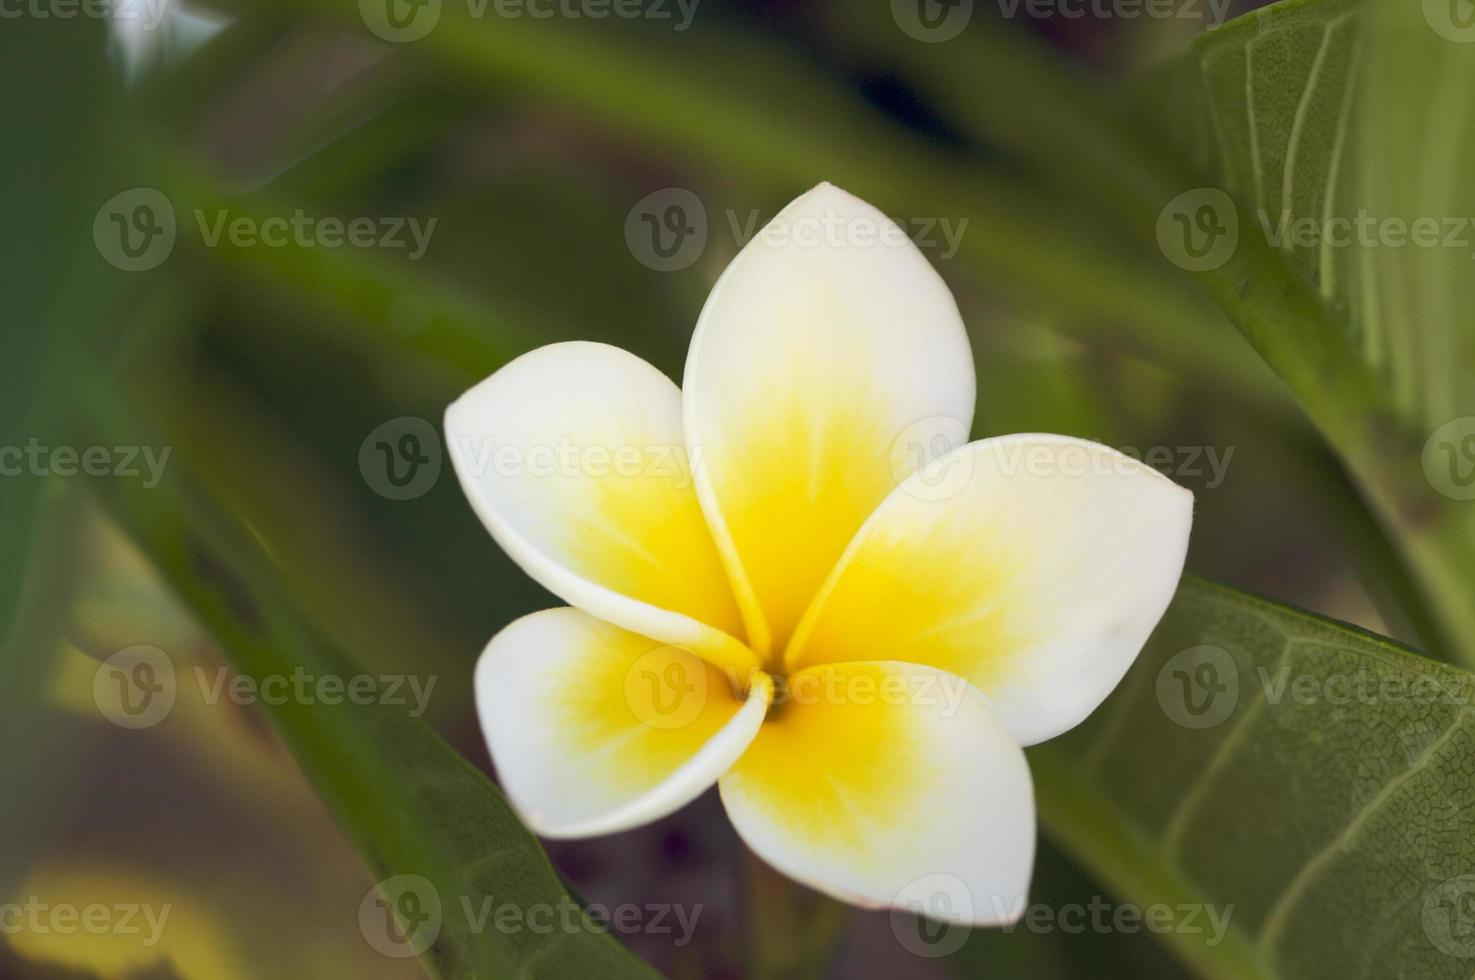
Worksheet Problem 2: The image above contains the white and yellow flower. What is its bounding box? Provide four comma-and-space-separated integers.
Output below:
446, 183, 1192, 924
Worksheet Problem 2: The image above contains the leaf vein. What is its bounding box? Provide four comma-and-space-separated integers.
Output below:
1257, 707, 1474, 957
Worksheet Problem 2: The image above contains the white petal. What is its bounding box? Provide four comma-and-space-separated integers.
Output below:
446, 341, 756, 673
477, 608, 771, 838
719, 661, 1033, 923
683, 182, 976, 658
788, 434, 1193, 745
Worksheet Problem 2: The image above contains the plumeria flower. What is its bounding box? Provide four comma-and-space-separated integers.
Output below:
446, 183, 1192, 925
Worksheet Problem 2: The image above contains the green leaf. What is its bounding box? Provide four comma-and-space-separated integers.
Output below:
858, 0, 1475, 664
1151, 0, 1475, 430
0, 12, 113, 896
1135, 0, 1475, 662
1032, 576, 1475, 980
0, 0, 108, 651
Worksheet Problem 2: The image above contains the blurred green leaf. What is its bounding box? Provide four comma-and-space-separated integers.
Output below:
195, 0, 1289, 408
0, 0, 108, 655
75, 375, 658, 979
1033, 577, 1475, 979
0, 12, 112, 896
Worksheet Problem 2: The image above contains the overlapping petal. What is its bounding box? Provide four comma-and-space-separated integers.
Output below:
445, 341, 756, 673
683, 183, 976, 658
718, 661, 1033, 922
477, 608, 771, 838
786, 435, 1193, 745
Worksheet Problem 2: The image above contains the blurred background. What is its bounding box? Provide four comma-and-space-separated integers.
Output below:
1, 0, 1456, 977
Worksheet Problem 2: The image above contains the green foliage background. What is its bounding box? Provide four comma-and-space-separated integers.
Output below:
3, 0, 1474, 977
